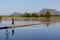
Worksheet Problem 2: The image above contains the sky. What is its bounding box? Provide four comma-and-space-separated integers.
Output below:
0, 0, 60, 15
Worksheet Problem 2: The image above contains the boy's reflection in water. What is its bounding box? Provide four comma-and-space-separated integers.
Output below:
11, 28, 14, 40
5, 28, 14, 40
5, 29, 9, 40
12, 28, 14, 36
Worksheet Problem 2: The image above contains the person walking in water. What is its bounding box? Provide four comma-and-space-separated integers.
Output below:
11, 18, 14, 25
11, 18, 14, 37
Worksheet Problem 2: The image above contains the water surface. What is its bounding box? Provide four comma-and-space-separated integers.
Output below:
0, 21, 60, 40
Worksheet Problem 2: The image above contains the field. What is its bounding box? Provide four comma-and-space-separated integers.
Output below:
1, 16, 60, 23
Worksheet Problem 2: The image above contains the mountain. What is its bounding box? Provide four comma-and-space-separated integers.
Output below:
39, 9, 60, 15
10, 12, 22, 16
56, 11, 60, 15
10, 9, 60, 16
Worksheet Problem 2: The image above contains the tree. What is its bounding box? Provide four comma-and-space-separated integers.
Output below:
40, 14, 44, 17
31, 13, 39, 17
22, 12, 31, 17
45, 11, 51, 18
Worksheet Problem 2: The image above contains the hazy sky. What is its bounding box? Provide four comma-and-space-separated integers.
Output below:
0, 0, 60, 15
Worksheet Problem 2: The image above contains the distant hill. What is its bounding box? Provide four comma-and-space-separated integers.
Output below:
10, 12, 22, 16
10, 9, 60, 16
39, 9, 60, 15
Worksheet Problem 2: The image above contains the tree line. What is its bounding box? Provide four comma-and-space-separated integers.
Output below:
21, 11, 51, 18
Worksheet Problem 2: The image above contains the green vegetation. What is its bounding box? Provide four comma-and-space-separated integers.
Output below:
40, 14, 44, 17
21, 11, 51, 18
45, 11, 51, 18
1, 11, 60, 18
31, 13, 40, 17
22, 13, 31, 17
0, 16, 2, 22
22, 12, 40, 17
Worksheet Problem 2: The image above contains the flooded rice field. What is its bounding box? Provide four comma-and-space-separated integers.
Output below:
0, 20, 60, 40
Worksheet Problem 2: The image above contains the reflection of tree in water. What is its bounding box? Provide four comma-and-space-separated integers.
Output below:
46, 22, 50, 27
5, 29, 9, 40
46, 18, 51, 27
